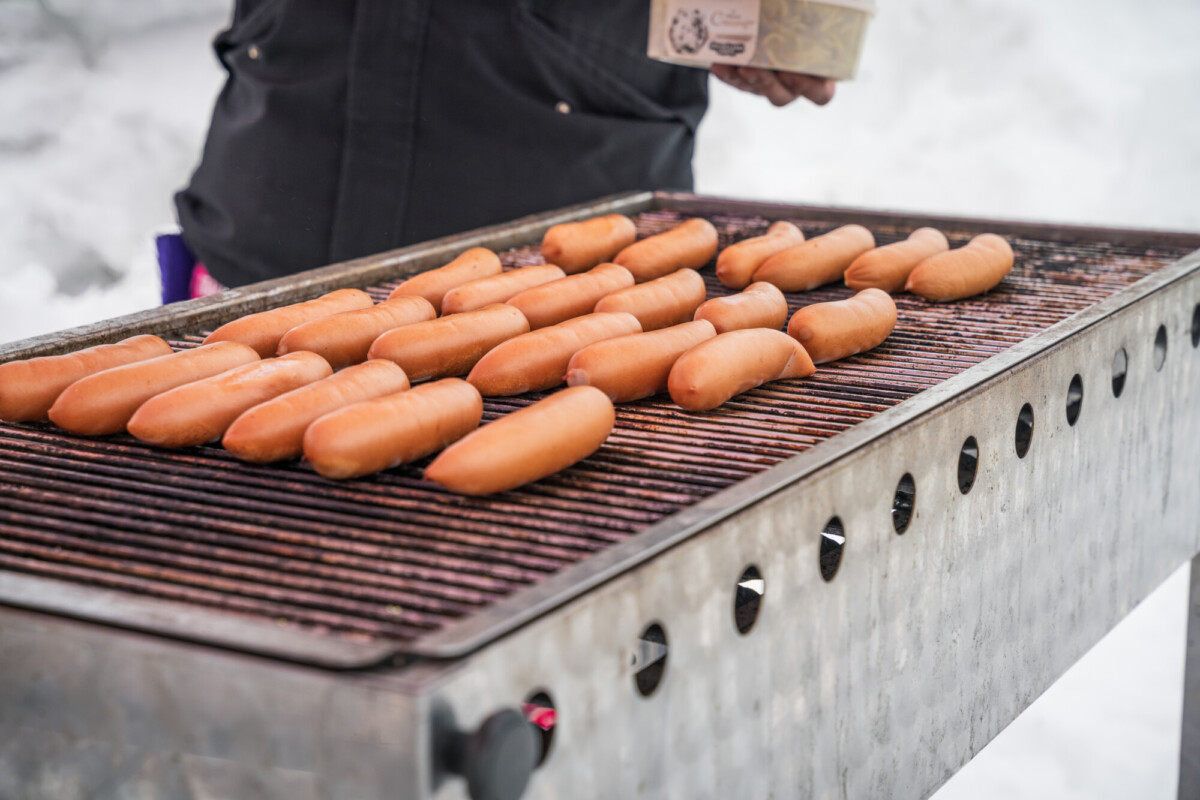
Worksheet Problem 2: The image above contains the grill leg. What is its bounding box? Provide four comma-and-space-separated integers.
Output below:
1181, 555, 1200, 799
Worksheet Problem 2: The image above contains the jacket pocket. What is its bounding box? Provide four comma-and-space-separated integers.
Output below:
512, 2, 694, 127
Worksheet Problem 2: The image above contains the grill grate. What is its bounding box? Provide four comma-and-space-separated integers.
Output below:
0, 207, 1191, 653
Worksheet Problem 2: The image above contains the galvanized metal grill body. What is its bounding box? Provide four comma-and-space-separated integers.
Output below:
1, 193, 1195, 667
1, 193, 1199, 800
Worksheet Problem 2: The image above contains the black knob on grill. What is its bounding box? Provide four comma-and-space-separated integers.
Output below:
443, 708, 538, 800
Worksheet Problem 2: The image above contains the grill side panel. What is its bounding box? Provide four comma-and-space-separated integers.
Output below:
427, 262, 1200, 799
0, 607, 430, 799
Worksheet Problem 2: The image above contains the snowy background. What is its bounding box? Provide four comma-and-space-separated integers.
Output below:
1, 0, 1198, 796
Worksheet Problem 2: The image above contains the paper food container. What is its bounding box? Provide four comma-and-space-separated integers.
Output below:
647, 0, 876, 81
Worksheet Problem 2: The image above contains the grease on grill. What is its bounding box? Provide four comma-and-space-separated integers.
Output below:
0, 209, 1189, 649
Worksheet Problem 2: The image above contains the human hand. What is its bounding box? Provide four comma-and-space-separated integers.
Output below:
710, 65, 836, 107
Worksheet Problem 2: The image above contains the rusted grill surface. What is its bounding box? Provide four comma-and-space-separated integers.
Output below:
0, 206, 1192, 653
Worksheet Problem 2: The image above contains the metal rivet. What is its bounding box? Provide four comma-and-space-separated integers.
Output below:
554, 101, 571, 114
248, 45, 261, 60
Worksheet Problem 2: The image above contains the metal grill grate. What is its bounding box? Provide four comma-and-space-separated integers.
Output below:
0, 205, 1192, 657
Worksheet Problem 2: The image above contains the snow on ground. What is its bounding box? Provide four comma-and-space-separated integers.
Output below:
0, 0, 1197, 796
0, 0, 227, 341
697, 0, 1200, 233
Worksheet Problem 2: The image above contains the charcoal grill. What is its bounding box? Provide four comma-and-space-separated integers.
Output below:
1, 192, 1199, 799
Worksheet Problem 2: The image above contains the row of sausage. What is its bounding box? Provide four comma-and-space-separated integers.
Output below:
0, 213, 1014, 494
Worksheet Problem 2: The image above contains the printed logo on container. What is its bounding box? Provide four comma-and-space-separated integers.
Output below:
665, 0, 760, 65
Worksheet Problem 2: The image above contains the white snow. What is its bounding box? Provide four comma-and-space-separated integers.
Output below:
0, 0, 1197, 796
697, 0, 1200, 234
0, 0, 227, 340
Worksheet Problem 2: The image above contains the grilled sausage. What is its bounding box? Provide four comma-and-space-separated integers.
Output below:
506, 263, 634, 330
0, 335, 173, 422
905, 233, 1014, 301
367, 303, 530, 381
467, 312, 642, 396
304, 378, 482, 480
387, 248, 503, 313
565, 320, 717, 403
593, 268, 707, 331
753, 224, 876, 292
787, 288, 898, 364
540, 214, 638, 274
693, 281, 789, 334
613, 217, 719, 283
48, 341, 260, 436
844, 227, 949, 293
127, 351, 332, 448
203, 289, 374, 358
715, 221, 806, 289
441, 264, 566, 315
276, 296, 436, 369
425, 385, 614, 495
222, 359, 411, 463
668, 329, 815, 411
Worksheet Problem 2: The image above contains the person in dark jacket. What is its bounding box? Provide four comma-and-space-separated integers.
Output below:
174, 1, 835, 290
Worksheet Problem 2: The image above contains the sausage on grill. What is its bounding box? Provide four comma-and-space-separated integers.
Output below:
304, 378, 483, 480
565, 319, 717, 403
223, 359, 411, 463
48, 341, 261, 436
367, 303, 530, 381
753, 224, 876, 292
0, 335, 173, 422
467, 312, 642, 396
787, 288, 898, 364
905, 233, 1014, 301
387, 248, 503, 313
204, 289, 374, 358
668, 329, 815, 411
425, 385, 614, 495
715, 221, 805, 289
506, 263, 634, 330
127, 351, 332, 448
593, 268, 707, 331
613, 217, 719, 282
540, 214, 638, 274
277, 296, 436, 369
693, 281, 789, 333
844, 227, 949, 293
441, 264, 566, 315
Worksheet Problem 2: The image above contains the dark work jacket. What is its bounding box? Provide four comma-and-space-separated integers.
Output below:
176, 0, 710, 287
